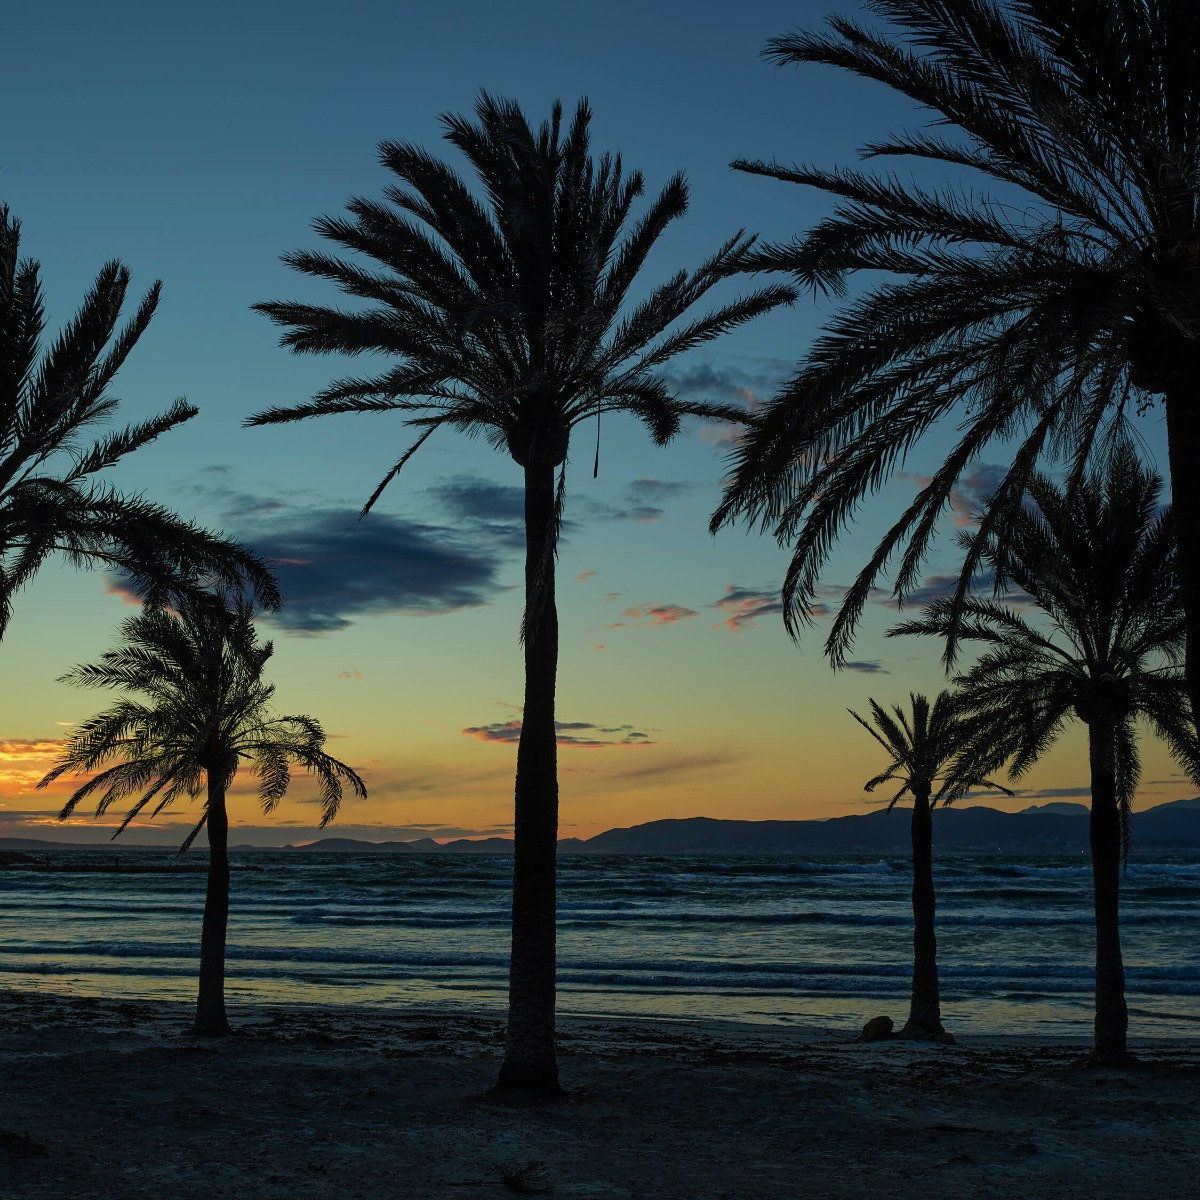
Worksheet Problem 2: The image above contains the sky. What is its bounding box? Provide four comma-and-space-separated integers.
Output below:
0, 0, 1189, 845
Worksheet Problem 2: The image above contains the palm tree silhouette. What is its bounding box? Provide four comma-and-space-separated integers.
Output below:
849, 691, 1007, 1039
713, 2, 1200, 714
0, 207, 278, 629
246, 94, 794, 1093
41, 595, 365, 1035
893, 449, 1199, 1063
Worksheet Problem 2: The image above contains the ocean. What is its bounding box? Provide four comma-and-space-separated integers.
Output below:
2, 848, 1199, 1039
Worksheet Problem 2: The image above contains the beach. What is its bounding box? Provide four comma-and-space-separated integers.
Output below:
2, 989, 1197, 1199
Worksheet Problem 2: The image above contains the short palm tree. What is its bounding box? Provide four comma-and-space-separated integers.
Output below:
714, 1, 1200, 716
0, 206, 278, 631
893, 450, 1199, 1063
41, 594, 366, 1035
849, 690, 1006, 1038
247, 94, 794, 1093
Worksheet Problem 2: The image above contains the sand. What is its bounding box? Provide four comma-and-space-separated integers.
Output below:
1, 989, 1197, 1199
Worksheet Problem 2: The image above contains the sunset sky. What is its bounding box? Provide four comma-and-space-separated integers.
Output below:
0, 0, 1188, 845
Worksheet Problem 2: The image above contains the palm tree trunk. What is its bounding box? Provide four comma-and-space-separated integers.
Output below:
1087, 707, 1129, 1064
904, 788, 944, 1036
496, 461, 561, 1095
192, 776, 232, 1036
1166, 393, 1200, 729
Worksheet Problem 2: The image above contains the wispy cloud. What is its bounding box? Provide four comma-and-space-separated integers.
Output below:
0, 738, 67, 795
708, 584, 829, 631
900, 463, 1008, 528
423, 474, 528, 548
610, 602, 699, 629
463, 719, 654, 748
584, 477, 696, 523
663, 358, 790, 446
843, 660, 889, 674
573, 748, 742, 789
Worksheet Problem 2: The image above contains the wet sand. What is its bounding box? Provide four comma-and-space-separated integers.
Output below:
1, 989, 1197, 1199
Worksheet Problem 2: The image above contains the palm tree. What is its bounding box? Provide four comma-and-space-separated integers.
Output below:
0, 206, 278, 629
892, 450, 1199, 1064
246, 94, 794, 1094
713, 1, 1200, 717
849, 691, 1006, 1039
40, 594, 366, 1036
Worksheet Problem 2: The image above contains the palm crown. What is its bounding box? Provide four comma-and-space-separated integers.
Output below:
0, 207, 278, 633
892, 450, 1199, 850
248, 93, 794, 512
849, 690, 1006, 806
42, 595, 365, 852
714, 0, 1200, 662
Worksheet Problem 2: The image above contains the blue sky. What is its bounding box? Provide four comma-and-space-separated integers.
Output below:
0, 1, 1185, 843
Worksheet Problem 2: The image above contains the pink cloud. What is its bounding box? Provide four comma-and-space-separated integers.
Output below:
899, 464, 1008, 527
709, 584, 830, 631
611, 603, 699, 630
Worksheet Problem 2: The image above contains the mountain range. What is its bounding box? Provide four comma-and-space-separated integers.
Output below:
284, 797, 1200, 854
6, 798, 1199, 856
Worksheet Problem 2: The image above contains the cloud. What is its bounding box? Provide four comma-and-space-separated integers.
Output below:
0, 806, 65, 826
104, 579, 144, 607
584, 477, 696, 524
577, 569, 597, 582
0, 738, 67, 794
600, 592, 622, 603
664, 359, 790, 446
337, 669, 363, 681
171, 475, 520, 636
610, 602, 699, 629
423, 475, 528, 548
247, 507, 505, 635
697, 421, 746, 448
0, 811, 518, 846
362, 761, 513, 799
708, 584, 829, 631
576, 748, 742, 788
462, 719, 655, 748
593, 643, 606, 652
1020, 786, 1094, 799
843, 660, 889, 674
872, 570, 1031, 611
900, 463, 1009, 528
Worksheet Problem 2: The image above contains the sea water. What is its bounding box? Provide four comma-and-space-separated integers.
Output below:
1, 849, 1198, 1039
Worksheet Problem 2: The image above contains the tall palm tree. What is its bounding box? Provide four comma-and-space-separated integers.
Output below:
849, 691, 1006, 1039
713, 1, 1200, 716
0, 206, 278, 629
892, 450, 1199, 1063
41, 594, 365, 1036
247, 94, 794, 1094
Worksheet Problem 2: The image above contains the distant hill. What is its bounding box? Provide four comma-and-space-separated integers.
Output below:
280, 797, 1200, 855
8, 797, 1200, 856
1020, 802, 1090, 816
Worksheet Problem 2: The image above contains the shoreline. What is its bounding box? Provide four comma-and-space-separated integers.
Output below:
3, 988, 1198, 1198
5, 984, 1198, 1052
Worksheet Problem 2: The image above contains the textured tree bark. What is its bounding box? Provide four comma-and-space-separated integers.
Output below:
1165, 392, 1200, 730
192, 775, 232, 1036
496, 462, 561, 1095
904, 787, 944, 1037
1087, 708, 1130, 1064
